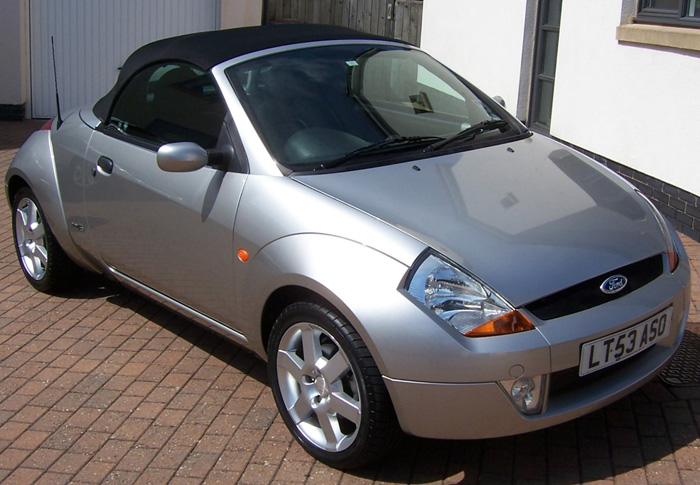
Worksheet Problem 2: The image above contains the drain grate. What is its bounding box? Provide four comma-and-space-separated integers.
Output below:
660, 331, 700, 386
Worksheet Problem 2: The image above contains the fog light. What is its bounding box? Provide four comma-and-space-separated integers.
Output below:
499, 375, 547, 415
512, 377, 535, 404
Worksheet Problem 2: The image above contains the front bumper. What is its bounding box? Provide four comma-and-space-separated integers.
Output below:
384, 324, 682, 439
382, 257, 690, 440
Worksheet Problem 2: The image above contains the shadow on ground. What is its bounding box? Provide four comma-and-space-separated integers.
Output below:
47, 273, 700, 484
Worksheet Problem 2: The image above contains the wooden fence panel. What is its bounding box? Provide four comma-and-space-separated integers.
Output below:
265, 0, 422, 46
394, 0, 422, 45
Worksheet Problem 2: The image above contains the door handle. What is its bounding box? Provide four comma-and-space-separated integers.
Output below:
95, 156, 114, 176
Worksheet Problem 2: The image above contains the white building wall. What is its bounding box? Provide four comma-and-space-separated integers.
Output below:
420, 0, 700, 198
420, 0, 527, 111
552, 0, 700, 197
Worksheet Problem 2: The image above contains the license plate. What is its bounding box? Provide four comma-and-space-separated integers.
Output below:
579, 307, 672, 376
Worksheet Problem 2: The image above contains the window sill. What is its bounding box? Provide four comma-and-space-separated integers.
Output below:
616, 23, 700, 51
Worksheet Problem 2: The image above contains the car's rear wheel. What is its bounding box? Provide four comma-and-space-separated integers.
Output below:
268, 302, 398, 468
12, 187, 77, 292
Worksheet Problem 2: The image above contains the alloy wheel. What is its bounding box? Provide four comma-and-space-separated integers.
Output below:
15, 197, 48, 281
276, 321, 361, 452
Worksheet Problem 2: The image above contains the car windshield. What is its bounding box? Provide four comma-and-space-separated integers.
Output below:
227, 44, 510, 171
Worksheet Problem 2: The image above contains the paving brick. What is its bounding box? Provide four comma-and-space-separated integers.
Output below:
114, 447, 159, 473
251, 439, 290, 465
132, 467, 174, 483
239, 462, 280, 484
0, 447, 32, 469
130, 401, 166, 419
34, 471, 72, 485
192, 433, 230, 455
673, 446, 700, 470
43, 426, 85, 451
92, 439, 133, 464
679, 469, 700, 484
72, 460, 115, 484
0, 420, 30, 441
169, 423, 208, 447
47, 451, 91, 475
274, 459, 314, 482
611, 446, 645, 468
645, 459, 682, 484
202, 469, 242, 483
69, 430, 111, 454
4, 466, 43, 483
135, 425, 176, 449
306, 461, 344, 484
615, 467, 648, 484
29, 410, 71, 433
12, 429, 50, 451
150, 444, 192, 470
212, 449, 253, 473
21, 447, 63, 470
175, 452, 219, 478
641, 436, 674, 463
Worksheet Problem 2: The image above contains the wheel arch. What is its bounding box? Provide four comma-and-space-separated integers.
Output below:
241, 233, 421, 382
5, 173, 30, 208
4, 132, 99, 274
260, 285, 342, 353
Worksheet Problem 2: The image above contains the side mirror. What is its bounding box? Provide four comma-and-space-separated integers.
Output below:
157, 142, 208, 173
493, 96, 506, 108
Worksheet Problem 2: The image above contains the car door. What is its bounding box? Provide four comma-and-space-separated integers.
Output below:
83, 62, 247, 327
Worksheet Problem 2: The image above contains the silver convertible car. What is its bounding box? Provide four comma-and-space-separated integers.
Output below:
6, 24, 691, 467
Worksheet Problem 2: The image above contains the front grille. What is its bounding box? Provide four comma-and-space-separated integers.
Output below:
525, 254, 664, 321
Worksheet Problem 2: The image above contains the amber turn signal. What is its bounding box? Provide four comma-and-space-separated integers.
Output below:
667, 250, 679, 273
465, 310, 535, 338
237, 249, 249, 262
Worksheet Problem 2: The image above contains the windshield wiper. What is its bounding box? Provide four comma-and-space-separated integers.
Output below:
321, 135, 444, 170
424, 119, 510, 152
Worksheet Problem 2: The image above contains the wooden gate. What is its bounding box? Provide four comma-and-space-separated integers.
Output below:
264, 0, 423, 46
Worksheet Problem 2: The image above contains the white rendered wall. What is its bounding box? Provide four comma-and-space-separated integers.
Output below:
553, 0, 700, 196
420, 0, 527, 112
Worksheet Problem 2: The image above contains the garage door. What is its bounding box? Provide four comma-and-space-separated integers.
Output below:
30, 0, 220, 118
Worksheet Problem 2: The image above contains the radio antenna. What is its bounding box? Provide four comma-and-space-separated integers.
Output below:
50, 36, 63, 129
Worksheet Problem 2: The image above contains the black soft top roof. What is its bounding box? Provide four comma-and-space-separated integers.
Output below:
93, 23, 402, 121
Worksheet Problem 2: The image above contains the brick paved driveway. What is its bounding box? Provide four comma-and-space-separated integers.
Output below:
1, 120, 699, 484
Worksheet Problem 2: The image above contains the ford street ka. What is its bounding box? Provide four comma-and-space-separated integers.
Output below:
5, 24, 691, 468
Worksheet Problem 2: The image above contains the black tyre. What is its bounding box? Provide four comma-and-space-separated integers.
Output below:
12, 187, 78, 292
268, 302, 398, 468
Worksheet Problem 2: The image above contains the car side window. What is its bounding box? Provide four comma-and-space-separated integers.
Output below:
107, 63, 227, 149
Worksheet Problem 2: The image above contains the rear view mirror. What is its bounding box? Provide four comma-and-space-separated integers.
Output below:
493, 96, 506, 108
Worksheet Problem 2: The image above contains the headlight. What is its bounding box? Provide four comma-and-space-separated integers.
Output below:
407, 254, 534, 337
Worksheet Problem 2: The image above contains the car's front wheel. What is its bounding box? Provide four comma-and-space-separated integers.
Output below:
12, 187, 77, 292
268, 302, 398, 468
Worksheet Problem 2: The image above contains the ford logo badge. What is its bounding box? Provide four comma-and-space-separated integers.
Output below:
600, 275, 628, 295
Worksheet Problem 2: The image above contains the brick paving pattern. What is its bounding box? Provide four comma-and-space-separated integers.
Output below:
1, 119, 699, 484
